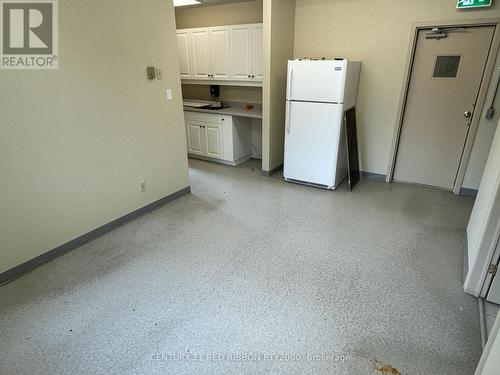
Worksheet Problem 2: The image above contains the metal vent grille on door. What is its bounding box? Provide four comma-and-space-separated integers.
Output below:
433, 56, 461, 78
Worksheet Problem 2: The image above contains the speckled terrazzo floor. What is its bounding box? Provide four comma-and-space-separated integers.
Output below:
0, 158, 482, 374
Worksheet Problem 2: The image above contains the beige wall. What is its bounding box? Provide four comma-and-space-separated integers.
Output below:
0, 0, 189, 273
175, 0, 263, 29
181, 84, 263, 103
262, 0, 295, 172
294, 0, 500, 182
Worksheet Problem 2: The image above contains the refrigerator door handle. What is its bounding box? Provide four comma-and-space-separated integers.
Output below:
287, 67, 294, 100
286, 101, 291, 133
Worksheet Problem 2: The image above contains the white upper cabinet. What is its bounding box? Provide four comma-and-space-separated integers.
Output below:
230, 25, 252, 81
190, 28, 211, 79
176, 29, 192, 79
230, 23, 262, 82
176, 23, 263, 85
209, 26, 231, 80
230, 23, 263, 81
252, 24, 263, 81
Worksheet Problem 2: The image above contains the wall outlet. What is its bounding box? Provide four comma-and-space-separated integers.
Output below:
140, 181, 146, 192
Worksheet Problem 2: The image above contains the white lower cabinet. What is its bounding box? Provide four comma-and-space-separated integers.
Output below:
186, 120, 205, 155
204, 122, 223, 159
185, 112, 253, 166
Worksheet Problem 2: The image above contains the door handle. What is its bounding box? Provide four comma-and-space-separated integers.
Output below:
287, 67, 294, 99
464, 111, 472, 119
286, 101, 291, 133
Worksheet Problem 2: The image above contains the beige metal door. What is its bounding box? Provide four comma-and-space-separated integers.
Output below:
394, 26, 495, 189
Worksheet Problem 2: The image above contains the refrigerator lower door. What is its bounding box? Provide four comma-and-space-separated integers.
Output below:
284, 101, 344, 188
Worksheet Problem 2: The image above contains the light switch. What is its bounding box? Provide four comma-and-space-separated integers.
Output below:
156, 68, 162, 80
166, 89, 173, 101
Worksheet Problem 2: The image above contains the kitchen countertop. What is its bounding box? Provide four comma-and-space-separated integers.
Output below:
183, 100, 262, 120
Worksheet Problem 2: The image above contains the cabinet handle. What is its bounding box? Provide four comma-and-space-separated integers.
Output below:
248, 75, 251, 78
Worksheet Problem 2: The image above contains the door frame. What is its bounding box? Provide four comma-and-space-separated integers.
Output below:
386, 18, 500, 194
482, 231, 500, 299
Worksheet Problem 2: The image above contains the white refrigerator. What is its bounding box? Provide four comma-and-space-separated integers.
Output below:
284, 59, 361, 189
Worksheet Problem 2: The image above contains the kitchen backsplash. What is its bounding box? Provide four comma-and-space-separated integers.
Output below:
181, 84, 262, 104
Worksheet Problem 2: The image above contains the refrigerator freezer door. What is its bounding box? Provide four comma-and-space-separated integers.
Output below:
284, 101, 344, 188
286, 60, 347, 103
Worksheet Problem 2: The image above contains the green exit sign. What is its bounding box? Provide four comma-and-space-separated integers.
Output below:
457, 0, 492, 8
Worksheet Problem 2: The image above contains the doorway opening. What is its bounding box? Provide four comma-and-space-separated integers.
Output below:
174, 1, 264, 175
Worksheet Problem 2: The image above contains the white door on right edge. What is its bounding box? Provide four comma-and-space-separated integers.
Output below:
394, 26, 495, 190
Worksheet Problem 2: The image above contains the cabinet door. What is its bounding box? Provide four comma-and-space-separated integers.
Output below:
230, 25, 252, 81
209, 26, 230, 80
204, 122, 224, 159
252, 24, 263, 81
186, 120, 205, 155
190, 28, 211, 79
176, 30, 192, 79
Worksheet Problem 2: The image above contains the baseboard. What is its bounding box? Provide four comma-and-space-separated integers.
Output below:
360, 171, 387, 181
262, 164, 283, 177
460, 187, 478, 198
234, 154, 253, 166
0, 186, 191, 286
464, 233, 469, 283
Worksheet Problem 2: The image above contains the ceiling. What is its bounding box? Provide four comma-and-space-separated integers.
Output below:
201, 0, 253, 4
175, 0, 254, 8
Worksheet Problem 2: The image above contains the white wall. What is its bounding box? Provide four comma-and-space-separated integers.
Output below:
474, 311, 500, 375
294, 0, 500, 183
0, 0, 189, 274
465, 117, 500, 296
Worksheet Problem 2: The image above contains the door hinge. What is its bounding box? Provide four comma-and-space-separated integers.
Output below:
488, 264, 498, 276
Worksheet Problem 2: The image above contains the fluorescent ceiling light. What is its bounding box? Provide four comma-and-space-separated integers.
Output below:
173, 0, 201, 7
